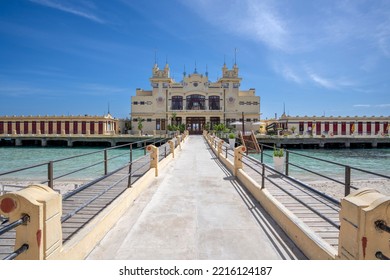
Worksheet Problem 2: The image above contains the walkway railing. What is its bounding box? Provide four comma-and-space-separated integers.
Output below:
0, 135, 177, 259
0, 214, 29, 260
0, 136, 170, 192
212, 135, 390, 200
206, 132, 390, 260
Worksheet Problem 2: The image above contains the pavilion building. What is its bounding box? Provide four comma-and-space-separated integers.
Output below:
130, 62, 260, 135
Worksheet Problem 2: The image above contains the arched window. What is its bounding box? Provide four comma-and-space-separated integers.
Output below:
209, 95, 220, 110
171, 96, 183, 110
186, 94, 205, 110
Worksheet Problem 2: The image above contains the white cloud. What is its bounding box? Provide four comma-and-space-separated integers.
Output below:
29, 0, 105, 24
308, 72, 337, 90
181, 0, 290, 52
353, 104, 390, 108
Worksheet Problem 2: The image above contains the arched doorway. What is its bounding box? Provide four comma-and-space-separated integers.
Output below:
186, 117, 205, 135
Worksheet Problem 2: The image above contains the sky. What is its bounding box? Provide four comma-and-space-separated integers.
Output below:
0, 0, 389, 120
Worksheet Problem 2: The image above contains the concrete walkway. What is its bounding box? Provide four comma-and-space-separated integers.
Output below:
87, 136, 306, 260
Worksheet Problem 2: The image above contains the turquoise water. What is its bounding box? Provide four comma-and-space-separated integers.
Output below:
0, 146, 389, 183
250, 148, 390, 181
0, 146, 145, 181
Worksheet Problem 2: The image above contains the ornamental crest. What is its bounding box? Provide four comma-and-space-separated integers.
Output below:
156, 96, 165, 105
227, 96, 235, 104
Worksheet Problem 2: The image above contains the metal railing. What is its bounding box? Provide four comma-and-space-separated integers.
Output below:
0, 214, 30, 260
256, 143, 390, 197
0, 135, 176, 259
0, 136, 169, 191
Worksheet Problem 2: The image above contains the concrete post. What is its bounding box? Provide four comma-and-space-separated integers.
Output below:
168, 140, 175, 158
234, 145, 246, 176
338, 188, 390, 260
176, 136, 181, 150
217, 140, 224, 156
15, 138, 22, 146
146, 144, 158, 177
0, 184, 62, 260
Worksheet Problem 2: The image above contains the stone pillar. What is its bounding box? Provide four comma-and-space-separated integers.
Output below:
15, 138, 22, 146
338, 189, 390, 260
217, 139, 224, 156
146, 145, 158, 177
168, 140, 175, 158
234, 145, 246, 176
0, 184, 62, 260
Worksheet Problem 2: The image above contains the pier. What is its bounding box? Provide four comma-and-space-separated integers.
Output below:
0, 133, 389, 260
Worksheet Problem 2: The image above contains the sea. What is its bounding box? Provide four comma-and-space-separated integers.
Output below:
250, 148, 390, 182
0, 146, 145, 182
0, 146, 389, 183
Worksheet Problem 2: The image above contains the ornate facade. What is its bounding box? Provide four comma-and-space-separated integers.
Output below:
131, 63, 260, 135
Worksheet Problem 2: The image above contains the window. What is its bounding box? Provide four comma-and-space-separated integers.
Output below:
147, 118, 152, 122
171, 96, 183, 110
246, 118, 251, 122
133, 101, 138, 105
209, 96, 220, 110
156, 119, 160, 130
156, 119, 166, 130
186, 94, 205, 110
140, 101, 145, 105
210, 117, 220, 129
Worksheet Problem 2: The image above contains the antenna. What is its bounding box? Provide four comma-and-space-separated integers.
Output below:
234, 48, 237, 65
205, 64, 208, 77
108, 102, 110, 115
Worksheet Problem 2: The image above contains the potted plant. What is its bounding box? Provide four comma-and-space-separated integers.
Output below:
273, 146, 285, 173
228, 133, 236, 149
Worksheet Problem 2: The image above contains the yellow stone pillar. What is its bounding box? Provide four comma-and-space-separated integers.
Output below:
146, 144, 158, 177
217, 139, 224, 156
234, 145, 246, 176
168, 140, 175, 158
338, 188, 390, 260
0, 184, 62, 260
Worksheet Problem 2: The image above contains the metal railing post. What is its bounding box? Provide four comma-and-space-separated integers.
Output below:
164, 146, 167, 158
130, 143, 133, 162
127, 162, 132, 188
285, 150, 289, 176
345, 166, 351, 196
261, 163, 265, 189
144, 140, 147, 155
260, 144, 264, 163
48, 161, 54, 188
225, 146, 227, 158
104, 150, 108, 175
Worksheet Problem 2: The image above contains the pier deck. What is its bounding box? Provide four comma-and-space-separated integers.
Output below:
87, 136, 306, 259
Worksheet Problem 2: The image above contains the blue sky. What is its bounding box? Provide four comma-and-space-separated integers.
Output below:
0, 0, 389, 119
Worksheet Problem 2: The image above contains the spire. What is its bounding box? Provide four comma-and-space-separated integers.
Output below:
183, 64, 186, 77
194, 60, 198, 74
154, 49, 157, 66
234, 48, 237, 66
205, 64, 208, 77
108, 102, 110, 115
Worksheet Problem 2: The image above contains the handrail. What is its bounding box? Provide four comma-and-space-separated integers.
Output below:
0, 214, 29, 236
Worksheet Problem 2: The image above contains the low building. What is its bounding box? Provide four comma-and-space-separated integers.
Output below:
0, 114, 118, 136
131, 62, 260, 135
276, 114, 389, 136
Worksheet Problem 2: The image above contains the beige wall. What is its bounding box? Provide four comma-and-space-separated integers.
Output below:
131, 63, 260, 134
